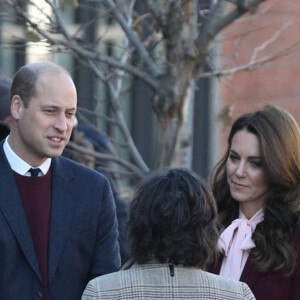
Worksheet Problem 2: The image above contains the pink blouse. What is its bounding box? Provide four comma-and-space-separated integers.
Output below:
218, 208, 264, 280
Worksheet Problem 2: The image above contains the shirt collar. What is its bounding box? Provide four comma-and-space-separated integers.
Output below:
3, 136, 51, 176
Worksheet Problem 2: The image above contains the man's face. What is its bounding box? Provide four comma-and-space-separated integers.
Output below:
10, 71, 77, 166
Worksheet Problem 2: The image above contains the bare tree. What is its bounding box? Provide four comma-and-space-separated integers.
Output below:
0, 0, 267, 186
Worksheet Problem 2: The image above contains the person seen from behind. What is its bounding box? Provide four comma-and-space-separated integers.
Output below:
82, 168, 255, 299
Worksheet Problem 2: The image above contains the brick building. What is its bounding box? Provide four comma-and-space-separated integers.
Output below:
217, 0, 300, 155
0, 0, 298, 178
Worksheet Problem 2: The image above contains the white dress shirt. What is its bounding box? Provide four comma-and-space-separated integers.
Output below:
3, 136, 51, 176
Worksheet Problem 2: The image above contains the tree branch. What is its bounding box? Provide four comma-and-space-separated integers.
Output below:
1, 0, 159, 89
195, 0, 266, 64
87, 59, 150, 175
249, 20, 292, 64
103, 0, 160, 76
67, 141, 146, 179
200, 39, 300, 78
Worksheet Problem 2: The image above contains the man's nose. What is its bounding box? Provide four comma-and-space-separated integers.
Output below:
54, 113, 67, 131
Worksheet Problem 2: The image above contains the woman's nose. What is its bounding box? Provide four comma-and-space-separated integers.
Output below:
235, 162, 246, 177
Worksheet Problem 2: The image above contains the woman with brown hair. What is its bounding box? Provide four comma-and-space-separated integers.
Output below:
209, 104, 300, 300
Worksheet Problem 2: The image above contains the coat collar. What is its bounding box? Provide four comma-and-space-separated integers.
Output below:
46, 157, 75, 284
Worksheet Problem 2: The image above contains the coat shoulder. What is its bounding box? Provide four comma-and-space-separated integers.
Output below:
54, 156, 108, 182
83, 264, 255, 300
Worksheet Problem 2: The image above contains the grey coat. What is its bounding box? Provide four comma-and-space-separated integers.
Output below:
82, 262, 255, 299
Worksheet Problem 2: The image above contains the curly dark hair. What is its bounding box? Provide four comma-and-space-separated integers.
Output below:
210, 104, 300, 276
129, 168, 220, 268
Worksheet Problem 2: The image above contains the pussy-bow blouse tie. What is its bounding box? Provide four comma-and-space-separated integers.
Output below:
219, 208, 264, 254
218, 208, 264, 279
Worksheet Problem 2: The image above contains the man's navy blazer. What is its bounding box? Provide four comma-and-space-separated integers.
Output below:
0, 141, 121, 300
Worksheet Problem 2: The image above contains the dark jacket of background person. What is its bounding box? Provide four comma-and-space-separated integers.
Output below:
0, 74, 11, 140
0, 141, 120, 300
0, 74, 11, 121
82, 168, 255, 300
0, 121, 10, 140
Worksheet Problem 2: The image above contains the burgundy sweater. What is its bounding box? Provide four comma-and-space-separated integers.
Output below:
14, 170, 52, 299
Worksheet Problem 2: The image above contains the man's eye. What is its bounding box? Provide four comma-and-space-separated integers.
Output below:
66, 112, 75, 117
44, 109, 56, 114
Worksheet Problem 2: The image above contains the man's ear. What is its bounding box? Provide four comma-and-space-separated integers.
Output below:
11, 95, 24, 120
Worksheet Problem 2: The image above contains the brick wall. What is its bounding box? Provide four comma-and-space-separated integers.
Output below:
217, 0, 300, 156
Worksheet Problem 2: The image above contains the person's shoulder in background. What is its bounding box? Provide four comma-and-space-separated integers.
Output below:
0, 122, 10, 141
0, 74, 12, 122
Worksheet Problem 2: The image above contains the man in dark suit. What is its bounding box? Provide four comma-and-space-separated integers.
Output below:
0, 61, 121, 299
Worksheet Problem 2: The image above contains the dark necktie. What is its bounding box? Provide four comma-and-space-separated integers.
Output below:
29, 168, 41, 177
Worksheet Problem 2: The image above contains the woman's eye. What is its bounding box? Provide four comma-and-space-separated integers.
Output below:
251, 161, 262, 168
228, 154, 238, 161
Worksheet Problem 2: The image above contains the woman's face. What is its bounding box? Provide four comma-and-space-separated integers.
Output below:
226, 130, 268, 218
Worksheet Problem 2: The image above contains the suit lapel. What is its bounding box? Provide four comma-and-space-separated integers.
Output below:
48, 158, 74, 284
0, 145, 41, 281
